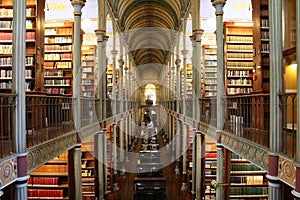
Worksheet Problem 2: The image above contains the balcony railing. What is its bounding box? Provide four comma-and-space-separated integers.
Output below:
224, 94, 270, 148
0, 93, 16, 159
279, 92, 297, 158
26, 95, 74, 148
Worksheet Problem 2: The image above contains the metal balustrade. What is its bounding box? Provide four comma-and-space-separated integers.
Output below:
279, 92, 297, 158
223, 94, 270, 148
0, 94, 15, 159
26, 95, 74, 148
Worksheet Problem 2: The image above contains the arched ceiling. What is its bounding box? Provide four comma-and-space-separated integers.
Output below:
108, 0, 190, 74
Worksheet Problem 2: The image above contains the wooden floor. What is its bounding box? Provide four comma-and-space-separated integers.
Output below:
107, 129, 192, 200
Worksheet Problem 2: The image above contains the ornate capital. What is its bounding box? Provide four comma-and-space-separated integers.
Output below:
118, 59, 124, 66
111, 50, 118, 55
70, 0, 86, 15
181, 49, 189, 58
211, 0, 226, 15
193, 29, 204, 42
175, 58, 181, 66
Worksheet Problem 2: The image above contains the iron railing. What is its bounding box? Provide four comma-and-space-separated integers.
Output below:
0, 93, 15, 159
26, 95, 74, 148
223, 94, 270, 148
279, 92, 297, 158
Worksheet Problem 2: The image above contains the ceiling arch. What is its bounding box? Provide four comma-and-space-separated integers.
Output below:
108, 0, 190, 76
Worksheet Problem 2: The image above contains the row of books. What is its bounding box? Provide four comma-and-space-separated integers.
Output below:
44, 62, 72, 69
227, 78, 252, 85
45, 88, 66, 94
45, 36, 72, 44
45, 28, 73, 35
227, 70, 250, 77
44, 53, 72, 61
28, 177, 59, 186
227, 53, 253, 60
227, 44, 253, 51
227, 87, 252, 95
0, 8, 34, 17
44, 71, 64, 77
44, 79, 71, 86
227, 36, 253, 43
227, 62, 253, 68
44, 44, 72, 52
0, 32, 35, 41
82, 67, 93, 73
28, 189, 64, 198
230, 187, 267, 195
231, 164, 261, 171
0, 69, 33, 78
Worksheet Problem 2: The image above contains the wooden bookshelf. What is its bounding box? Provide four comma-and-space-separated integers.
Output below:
202, 45, 217, 97
224, 21, 254, 95
28, 152, 69, 199
252, 0, 270, 93
82, 137, 96, 200
43, 21, 82, 95
81, 45, 97, 98
229, 153, 268, 199
0, 0, 44, 92
204, 137, 217, 199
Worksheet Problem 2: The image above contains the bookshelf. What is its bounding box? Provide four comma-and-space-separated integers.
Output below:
202, 45, 217, 97
28, 152, 69, 199
224, 21, 254, 95
204, 137, 217, 200
81, 45, 97, 98
229, 153, 268, 199
82, 137, 96, 200
43, 21, 74, 95
0, 0, 44, 92
252, 0, 270, 93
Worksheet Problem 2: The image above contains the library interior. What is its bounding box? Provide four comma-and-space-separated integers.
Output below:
0, 0, 299, 199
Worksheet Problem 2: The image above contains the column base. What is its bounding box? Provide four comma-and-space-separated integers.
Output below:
292, 190, 300, 199
175, 166, 181, 176
112, 183, 119, 192
181, 183, 188, 192
120, 168, 125, 176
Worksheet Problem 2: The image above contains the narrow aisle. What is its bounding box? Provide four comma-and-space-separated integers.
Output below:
107, 126, 192, 200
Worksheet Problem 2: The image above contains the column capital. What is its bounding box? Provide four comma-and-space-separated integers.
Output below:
111, 50, 118, 55
118, 59, 124, 66
211, 0, 226, 15
175, 58, 181, 66
192, 29, 204, 42
95, 29, 109, 42
181, 49, 189, 57
70, 0, 86, 15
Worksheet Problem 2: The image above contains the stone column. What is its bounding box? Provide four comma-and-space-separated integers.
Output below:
195, 131, 204, 200
211, 1, 226, 198
181, 45, 189, 191
71, 0, 86, 130
175, 119, 181, 176
74, 147, 83, 199
267, 0, 284, 197
293, 1, 300, 199
112, 123, 119, 192
68, 146, 83, 200
192, 30, 204, 122
96, 131, 106, 200
95, 30, 108, 122
12, 0, 30, 198
181, 123, 189, 192
119, 119, 125, 175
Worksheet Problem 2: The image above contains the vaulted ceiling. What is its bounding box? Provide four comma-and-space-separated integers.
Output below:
107, 0, 191, 78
